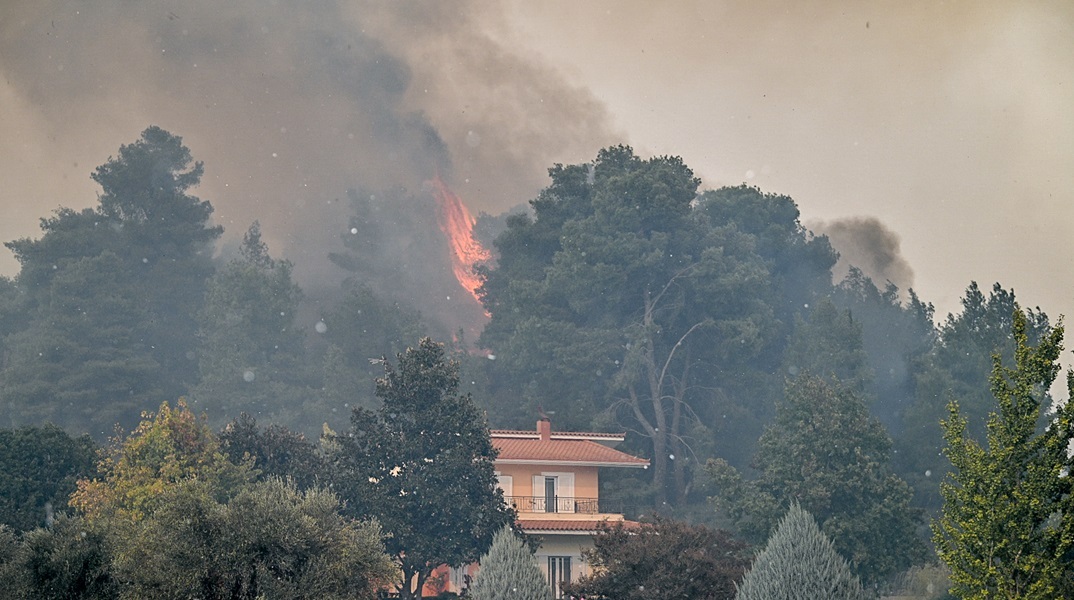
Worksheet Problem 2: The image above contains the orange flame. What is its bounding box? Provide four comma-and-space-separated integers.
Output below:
430, 175, 490, 305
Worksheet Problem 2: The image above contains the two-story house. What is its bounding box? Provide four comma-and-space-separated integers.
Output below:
490, 418, 649, 598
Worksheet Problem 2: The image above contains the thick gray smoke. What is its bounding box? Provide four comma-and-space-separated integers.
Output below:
0, 0, 617, 309
810, 217, 914, 292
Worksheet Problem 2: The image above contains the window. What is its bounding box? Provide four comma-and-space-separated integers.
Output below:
532, 472, 575, 513
544, 476, 557, 513
495, 472, 513, 496
547, 556, 572, 599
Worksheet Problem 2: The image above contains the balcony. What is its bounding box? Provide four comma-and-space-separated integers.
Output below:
505, 495, 620, 515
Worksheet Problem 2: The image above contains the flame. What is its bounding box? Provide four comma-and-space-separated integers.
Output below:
430, 175, 490, 305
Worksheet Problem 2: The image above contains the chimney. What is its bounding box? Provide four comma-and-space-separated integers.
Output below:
537, 418, 551, 442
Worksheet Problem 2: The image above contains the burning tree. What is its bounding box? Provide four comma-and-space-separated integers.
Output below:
430, 175, 491, 305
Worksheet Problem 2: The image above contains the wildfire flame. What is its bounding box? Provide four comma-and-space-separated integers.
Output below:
430, 175, 491, 305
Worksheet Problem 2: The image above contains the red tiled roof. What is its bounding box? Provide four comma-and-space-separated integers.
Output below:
518, 519, 609, 532
518, 519, 643, 533
493, 437, 649, 467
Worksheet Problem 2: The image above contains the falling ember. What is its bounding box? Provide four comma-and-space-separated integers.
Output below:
430, 175, 491, 305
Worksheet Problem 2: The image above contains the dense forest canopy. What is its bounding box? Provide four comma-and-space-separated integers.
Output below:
0, 128, 1066, 597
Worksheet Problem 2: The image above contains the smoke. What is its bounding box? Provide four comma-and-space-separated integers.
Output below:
0, 0, 617, 319
810, 217, 914, 292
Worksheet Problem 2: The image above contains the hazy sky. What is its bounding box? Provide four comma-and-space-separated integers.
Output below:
501, 1, 1074, 322
2, 0, 1072, 324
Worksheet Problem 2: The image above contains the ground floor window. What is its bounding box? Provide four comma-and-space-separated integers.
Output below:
547, 556, 572, 599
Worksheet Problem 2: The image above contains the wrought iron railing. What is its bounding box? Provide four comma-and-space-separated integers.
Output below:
504, 495, 608, 514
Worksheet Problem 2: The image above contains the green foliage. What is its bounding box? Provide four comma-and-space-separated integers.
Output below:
782, 297, 874, 393
899, 282, 1051, 514
10, 401, 395, 600
219, 412, 326, 491
332, 338, 513, 599
469, 526, 551, 600
481, 146, 789, 506
735, 503, 865, 600
0, 424, 98, 531
933, 310, 1074, 599
709, 374, 924, 583
116, 478, 396, 600
0, 252, 163, 434
1, 127, 221, 435
830, 268, 936, 434
70, 399, 252, 522
697, 184, 838, 353
0, 515, 117, 600
562, 516, 749, 600
192, 222, 315, 431
320, 281, 425, 420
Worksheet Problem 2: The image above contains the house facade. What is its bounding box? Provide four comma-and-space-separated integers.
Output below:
490, 419, 649, 598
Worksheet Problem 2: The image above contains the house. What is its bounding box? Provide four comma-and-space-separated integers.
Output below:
490, 418, 649, 598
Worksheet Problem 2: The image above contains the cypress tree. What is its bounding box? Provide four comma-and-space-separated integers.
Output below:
470, 526, 551, 600
736, 503, 865, 600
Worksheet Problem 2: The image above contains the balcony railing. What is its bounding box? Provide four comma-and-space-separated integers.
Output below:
505, 495, 618, 514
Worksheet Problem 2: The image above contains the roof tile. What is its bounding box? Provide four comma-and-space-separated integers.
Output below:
493, 437, 649, 466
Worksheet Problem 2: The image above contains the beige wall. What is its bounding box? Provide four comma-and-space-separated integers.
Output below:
495, 464, 599, 498
535, 534, 594, 597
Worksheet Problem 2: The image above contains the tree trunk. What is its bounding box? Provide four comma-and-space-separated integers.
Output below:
670, 354, 691, 505
671, 396, 686, 505
642, 290, 670, 507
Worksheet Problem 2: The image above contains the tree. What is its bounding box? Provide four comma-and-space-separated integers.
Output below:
480, 146, 779, 506
708, 374, 923, 583
735, 503, 865, 600
219, 412, 326, 491
781, 297, 874, 393
331, 338, 514, 599
1, 127, 221, 434
830, 268, 936, 435
0, 424, 98, 531
70, 399, 251, 523
116, 478, 396, 600
696, 184, 838, 364
0, 252, 163, 434
319, 281, 426, 421
192, 222, 314, 431
0, 515, 117, 600
898, 282, 1051, 513
469, 525, 551, 600
56, 401, 395, 600
561, 516, 749, 600
933, 310, 1074, 599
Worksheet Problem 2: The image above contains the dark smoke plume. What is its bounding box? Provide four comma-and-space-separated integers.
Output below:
810, 217, 914, 292
0, 0, 617, 334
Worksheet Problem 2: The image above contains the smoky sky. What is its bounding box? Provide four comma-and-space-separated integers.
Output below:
0, 0, 617, 287
498, 0, 1074, 323
810, 217, 914, 293
3, 0, 1073, 330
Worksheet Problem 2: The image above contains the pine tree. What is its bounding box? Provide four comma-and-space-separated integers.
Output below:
933, 309, 1074, 599
470, 526, 551, 600
735, 503, 865, 600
